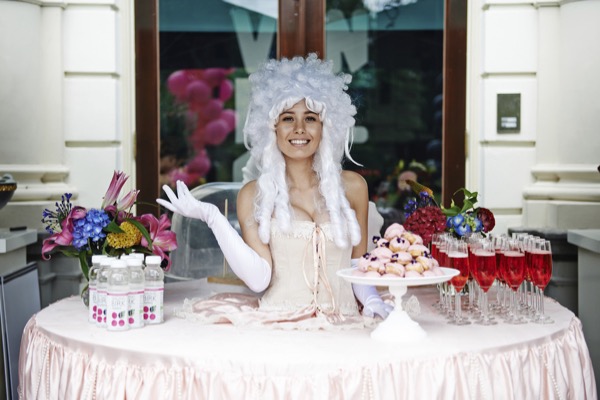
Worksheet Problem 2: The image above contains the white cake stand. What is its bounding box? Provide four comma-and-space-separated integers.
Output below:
337, 267, 459, 343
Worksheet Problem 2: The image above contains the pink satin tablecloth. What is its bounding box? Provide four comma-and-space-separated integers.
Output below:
19, 280, 597, 400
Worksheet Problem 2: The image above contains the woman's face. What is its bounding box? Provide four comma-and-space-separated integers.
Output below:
275, 99, 322, 161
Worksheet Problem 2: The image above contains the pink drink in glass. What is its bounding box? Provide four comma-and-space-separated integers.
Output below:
468, 245, 476, 280
449, 253, 469, 292
502, 251, 525, 291
431, 242, 439, 261
472, 250, 496, 292
438, 249, 448, 267
524, 249, 533, 282
530, 250, 552, 290
495, 250, 506, 283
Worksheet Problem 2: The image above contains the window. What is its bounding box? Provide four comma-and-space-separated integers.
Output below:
134, 0, 466, 215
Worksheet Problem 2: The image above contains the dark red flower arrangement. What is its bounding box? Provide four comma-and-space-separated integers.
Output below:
404, 206, 447, 246
403, 181, 495, 245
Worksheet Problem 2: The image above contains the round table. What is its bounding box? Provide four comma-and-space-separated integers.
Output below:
18, 280, 597, 400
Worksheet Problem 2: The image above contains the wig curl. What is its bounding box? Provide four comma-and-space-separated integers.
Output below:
242, 53, 362, 249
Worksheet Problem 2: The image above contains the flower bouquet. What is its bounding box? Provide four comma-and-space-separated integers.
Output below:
402, 180, 495, 245
41, 171, 178, 281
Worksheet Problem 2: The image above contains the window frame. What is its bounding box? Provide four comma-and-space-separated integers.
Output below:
134, 0, 466, 213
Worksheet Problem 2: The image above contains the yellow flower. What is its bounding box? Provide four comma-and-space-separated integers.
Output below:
106, 221, 142, 249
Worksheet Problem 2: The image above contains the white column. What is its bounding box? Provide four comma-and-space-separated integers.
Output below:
468, 1, 539, 235
0, 0, 74, 229
523, 0, 600, 228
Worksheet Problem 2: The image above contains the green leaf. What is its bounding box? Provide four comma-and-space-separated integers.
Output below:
127, 218, 153, 250
461, 200, 475, 213
442, 204, 461, 216
61, 249, 80, 258
104, 221, 124, 233
101, 240, 109, 253
78, 252, 90, 281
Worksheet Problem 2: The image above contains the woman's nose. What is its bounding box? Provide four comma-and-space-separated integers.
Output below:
294, 122, 305, 134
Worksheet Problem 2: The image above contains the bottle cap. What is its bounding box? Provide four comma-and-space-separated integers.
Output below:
126, 258, 143, 267
145, 255, 162, 265
100, 257, 116, 268
112, 259, 127, 269
130, 253, 146, 260
91, 255, 107, 265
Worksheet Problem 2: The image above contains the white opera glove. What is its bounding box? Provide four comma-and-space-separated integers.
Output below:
351, 259, 393, 319
157, 181, 271, 293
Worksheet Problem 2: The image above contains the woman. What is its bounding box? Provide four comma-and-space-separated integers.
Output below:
158, 54, 391, 328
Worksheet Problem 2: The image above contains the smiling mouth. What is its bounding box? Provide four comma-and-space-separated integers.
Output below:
289, 139, 310, 146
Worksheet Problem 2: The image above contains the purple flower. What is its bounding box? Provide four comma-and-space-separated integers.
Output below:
42, 206, 87, 259
41, 193, 74, 234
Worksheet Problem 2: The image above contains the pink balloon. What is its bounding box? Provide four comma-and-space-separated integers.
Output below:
185, 80, 211, 107
203, 68, 227, 88
198, 99, 224, 122
220, 109, 236, 132
186, 150, 211, 176
186, 69, 205, 81
185, 111, 198, 132
205, 119, 229, 146
167, 70, 191, 100
171, 169, 201, 187
190, 126, 206, 152
218, 79, 234, 102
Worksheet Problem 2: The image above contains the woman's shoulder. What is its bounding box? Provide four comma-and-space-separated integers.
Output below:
238, 180, 258, 200
237, 181, 258, 218
341, 170, 367, 192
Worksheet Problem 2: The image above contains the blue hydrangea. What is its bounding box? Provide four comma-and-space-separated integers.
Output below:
71, 209, 110, 250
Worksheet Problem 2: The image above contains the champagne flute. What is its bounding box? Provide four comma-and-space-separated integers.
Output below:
437, 233, 449, 267
530, 239, 554, 324
431, 232, 442, 261
501, 239, 527, 324
491, 235, 508, 314
523, 235, 539, 316
448, 239, 470, 325
471, 239, 497, 325
465, 235, 481, 315
434, 233, 451, 312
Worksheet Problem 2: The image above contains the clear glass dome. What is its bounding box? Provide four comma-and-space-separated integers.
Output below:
166, 182, 243, 281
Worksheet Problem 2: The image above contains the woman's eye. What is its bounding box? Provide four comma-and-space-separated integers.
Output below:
281, 116, 293, 122
306, 116, 317, 122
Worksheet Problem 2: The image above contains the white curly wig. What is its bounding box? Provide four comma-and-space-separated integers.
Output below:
242, 53, 362, 249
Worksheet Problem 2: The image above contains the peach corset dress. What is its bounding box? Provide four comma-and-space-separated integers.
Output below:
175, 220, 365, 330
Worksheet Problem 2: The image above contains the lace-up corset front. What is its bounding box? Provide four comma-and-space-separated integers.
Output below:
259, 220, 360, 317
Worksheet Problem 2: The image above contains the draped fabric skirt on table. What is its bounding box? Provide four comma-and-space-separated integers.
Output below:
18, 280, 597, 400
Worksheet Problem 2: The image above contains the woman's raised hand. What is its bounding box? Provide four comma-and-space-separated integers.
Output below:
158, 181, 272, 293
157, 181, 219, 225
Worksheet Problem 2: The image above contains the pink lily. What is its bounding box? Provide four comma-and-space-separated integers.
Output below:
101, 171, 128, 209
117, 189, 140, 211
139, 213, 178, 270
41, 206, 87, 259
